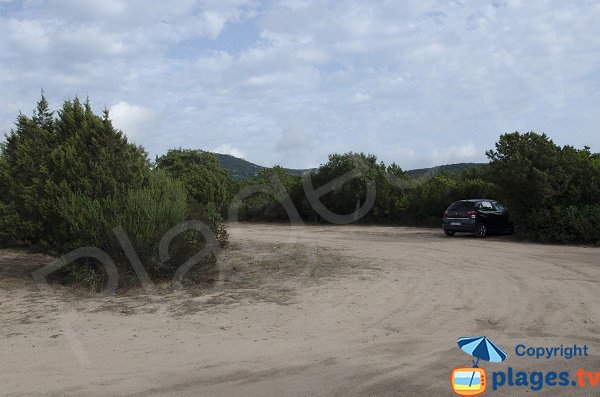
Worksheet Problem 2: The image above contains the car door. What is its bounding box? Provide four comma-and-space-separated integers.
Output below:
492, 201, 510, 231
477, 201, 497, 230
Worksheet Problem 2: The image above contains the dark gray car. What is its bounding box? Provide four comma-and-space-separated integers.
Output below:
442, 199, 514, 238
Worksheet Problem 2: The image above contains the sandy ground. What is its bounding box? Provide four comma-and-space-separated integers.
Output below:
1, 223, 600, 396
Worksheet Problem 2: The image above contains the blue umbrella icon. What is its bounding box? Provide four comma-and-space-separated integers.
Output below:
458, 336, 507, 386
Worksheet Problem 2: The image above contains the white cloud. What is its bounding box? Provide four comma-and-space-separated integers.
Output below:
387, 146, 416, 163
195, 50, 232, 72
52, 0, 127, 18
1, 0, 599, 169
108, 101, 155, 141
56, 25, 126, 58
351, 92, 371, 103
5, 19, 50, 53
275, 120, 312, 154
429, 143, 479, 166
201, 11, 228, 39
213, 143, 245, 158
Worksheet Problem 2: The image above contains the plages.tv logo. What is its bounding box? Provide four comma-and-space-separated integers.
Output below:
451, 336, 508, 396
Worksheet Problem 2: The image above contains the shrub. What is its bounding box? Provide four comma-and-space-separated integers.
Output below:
188, 201, 229, 248
0, 95, 228, 288
487, 131, 600, 243
519, 205, 600, 244
55, 170, 221, 287
0, 95, 149, 246
155, 149, 233, 215
234, 166, 302, 222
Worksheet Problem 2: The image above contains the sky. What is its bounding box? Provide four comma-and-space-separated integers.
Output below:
0, 0, 599, 170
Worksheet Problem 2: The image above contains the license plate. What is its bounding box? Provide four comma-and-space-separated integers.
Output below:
450, 222, 461, 226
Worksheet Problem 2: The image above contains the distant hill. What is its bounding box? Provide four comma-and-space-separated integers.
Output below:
215, 153, 310, 180
214, 153, 484, 181
405, 162, 484, 178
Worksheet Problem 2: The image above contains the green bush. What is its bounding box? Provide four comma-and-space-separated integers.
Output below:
188, 201, 229, 248
112, 169, 192, 277
55, 170, 220, 287
155, 149, 233, 215
519, 205, 600, 244
487, 131, 600, 243
234, 166, 301, 222
0, 95, 149, 246
307, 152, 380, 219
0, 95, 227, 288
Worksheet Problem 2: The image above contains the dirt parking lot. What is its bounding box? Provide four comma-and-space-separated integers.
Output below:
1, 224, 599, 396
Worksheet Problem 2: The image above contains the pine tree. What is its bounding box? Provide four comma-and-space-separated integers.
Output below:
0, 93, 55, 242
0, 93, 150, 246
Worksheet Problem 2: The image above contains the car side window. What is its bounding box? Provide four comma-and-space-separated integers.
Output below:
493, 201, 505, 212
478, 201, 494, 211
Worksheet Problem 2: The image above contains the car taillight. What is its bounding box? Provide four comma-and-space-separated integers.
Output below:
466, 211, 477, 219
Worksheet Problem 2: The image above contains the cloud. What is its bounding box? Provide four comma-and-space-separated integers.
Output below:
351, 92, 371, 103
55, 25, 127, 59
201, 11, 228, 39
429, 143, 480, 166
108, 101, 155, 141
195, 50, 232, 72
1, 0, 600, 170
275, 120, 312, 154
213, 143, 245, 158
4, 19, 50, 53
51, 0, 128, 19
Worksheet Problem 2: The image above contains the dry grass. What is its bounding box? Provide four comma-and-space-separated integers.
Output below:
0, 238, 364, 318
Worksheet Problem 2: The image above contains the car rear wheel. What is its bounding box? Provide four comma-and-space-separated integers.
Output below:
475, 223, 487, 238
444, 229, 455, 237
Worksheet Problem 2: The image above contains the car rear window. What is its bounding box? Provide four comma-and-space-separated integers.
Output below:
447, 202, 475, 211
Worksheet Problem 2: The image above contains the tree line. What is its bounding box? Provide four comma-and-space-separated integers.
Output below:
1, 95, 598, 287
235, 134, 599, 244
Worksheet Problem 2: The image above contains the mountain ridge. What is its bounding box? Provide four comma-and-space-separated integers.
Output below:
214, 153, 484, 180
